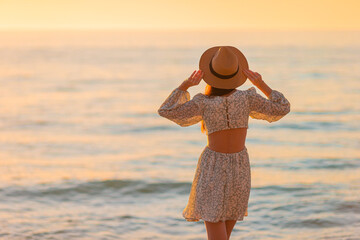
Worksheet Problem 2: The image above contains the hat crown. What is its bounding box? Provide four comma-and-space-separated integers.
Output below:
199, 45, 248, 89
212, 47, 239, 75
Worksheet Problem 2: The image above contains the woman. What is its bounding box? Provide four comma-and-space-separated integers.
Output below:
158, 46, 291, 240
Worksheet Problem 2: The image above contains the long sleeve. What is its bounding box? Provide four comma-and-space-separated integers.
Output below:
158, 87, 204, 127
246, 86, 290, 123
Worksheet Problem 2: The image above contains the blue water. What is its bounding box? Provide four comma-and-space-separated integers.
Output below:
0, 30, 359, 239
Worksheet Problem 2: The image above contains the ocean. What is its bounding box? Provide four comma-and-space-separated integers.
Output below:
0, 30, 359, 239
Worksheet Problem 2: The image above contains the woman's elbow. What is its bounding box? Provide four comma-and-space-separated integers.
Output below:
278, 105, 291, 119
278, 103, 291, 116
267, 107, 291, 123
158, 109, 183, 126
158, 108, 169, 118
284, 103, 291, 115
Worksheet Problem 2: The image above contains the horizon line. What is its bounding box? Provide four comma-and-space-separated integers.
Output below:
0, 27, 359, 32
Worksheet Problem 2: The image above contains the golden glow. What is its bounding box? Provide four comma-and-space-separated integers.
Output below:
0, 0, 359, 30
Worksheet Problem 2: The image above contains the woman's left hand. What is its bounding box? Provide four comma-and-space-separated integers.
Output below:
179, 70, 204, 91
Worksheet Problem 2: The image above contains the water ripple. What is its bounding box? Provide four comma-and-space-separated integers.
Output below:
1, 179, 190, 200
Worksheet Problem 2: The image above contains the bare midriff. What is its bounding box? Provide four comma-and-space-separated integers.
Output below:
207, 127, 247, 153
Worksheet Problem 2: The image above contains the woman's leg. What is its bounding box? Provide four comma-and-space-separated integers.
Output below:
204, 220, 227, 240
225, 220, 237, 239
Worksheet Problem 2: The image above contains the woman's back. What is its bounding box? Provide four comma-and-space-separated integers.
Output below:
207, 128, 248, 153
204, 88, 248, 153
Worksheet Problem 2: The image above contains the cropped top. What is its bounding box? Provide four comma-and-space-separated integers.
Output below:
157, 86, 291, 135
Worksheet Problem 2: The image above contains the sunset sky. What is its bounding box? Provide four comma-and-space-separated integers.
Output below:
0, 0, 359, 30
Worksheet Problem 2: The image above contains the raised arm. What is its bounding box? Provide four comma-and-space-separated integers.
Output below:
243, 69, 291, 122
246, 87, 290, 122
158, 70, 205, 127
158, 88, 204, 127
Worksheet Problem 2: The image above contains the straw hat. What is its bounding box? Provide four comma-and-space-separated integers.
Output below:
199, 46, 249, 89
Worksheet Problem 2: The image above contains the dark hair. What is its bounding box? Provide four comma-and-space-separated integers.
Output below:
200, 84, 236, 133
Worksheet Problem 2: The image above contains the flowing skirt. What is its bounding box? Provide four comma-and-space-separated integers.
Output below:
182, 145, 251, 223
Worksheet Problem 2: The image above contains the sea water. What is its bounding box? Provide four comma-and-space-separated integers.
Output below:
0, 30, 359, 239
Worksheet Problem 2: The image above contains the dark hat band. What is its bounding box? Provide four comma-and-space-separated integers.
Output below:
209, 57, 239, 79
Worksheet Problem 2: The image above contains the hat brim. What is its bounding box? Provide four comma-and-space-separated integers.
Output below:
199, 46, 249, 89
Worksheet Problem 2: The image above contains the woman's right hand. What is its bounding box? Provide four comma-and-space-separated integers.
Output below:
179, 70, 204, 91
243, 69, 264, 87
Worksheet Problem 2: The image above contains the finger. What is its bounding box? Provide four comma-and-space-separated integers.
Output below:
189, 70, 196, 79
196, 76, 202, 84
195, 71, 202, 79
194, 76, 201, 82
198, 72, 204, 80
192, 76, 201, 83
250, 71, 260, 79
192, 70, 200, 78
249, 70, 258, 77
243, 69, 252, 76
191, 75, 199, 82
247, 70, 257, 79
248, 70, 257, 75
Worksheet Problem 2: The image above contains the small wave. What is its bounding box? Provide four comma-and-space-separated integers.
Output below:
1, 179, 190, 200
254, 184, 310, 192
98, 124, 176, 134
292, 109, 357, 115
255, 157, 360, 170
252, 183, 340, 198
333, 201, 360, 213
283, 218, 342, 228
268, 121, 355, 131
128, 125, 176, 133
